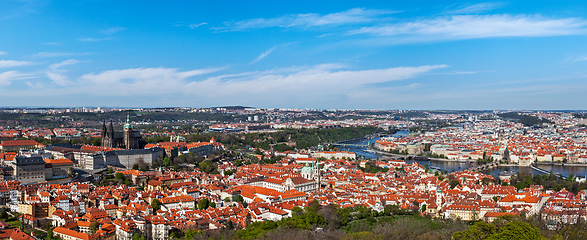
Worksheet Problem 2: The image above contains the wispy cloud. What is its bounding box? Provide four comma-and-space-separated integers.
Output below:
62, 64, 446, 108
444, 2, 503, 14
573, 56, 587, 62
251, 47, 275, 64
46, 72, 70, 86
49, 59, 79, 70
76, 67, 222, 95
102, 27, 126, 35
6, 63, 445, 108
350, 14, 587, 42
0, 71, 35, 86
0, 60, 34, 68
217, 8, 397, 31
0, 51, 7, 55
34, 52, 84, 58
78, 37, 113, 42
189, 23, 208, 29
47, 59, 80, 85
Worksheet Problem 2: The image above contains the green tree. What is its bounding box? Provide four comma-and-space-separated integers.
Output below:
89, 220, 99, 233
486, 221, 542, 240
305, 199, 320, 213
291, 206, 304, 217
0, 209, 7, 220
421, 204, 427, 213
450, 180, 460, 189
115, 172, 124, 180
232, 194, 244, 203
162, 157, 171, 167
184, 229, 197, 240
198, 198, 210, 210
151, 198, 162, 211
90, 138, 101, 146
453, 221, 497, 240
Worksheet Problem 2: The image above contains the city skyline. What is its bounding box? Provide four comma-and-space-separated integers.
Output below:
1, 1, 587, 109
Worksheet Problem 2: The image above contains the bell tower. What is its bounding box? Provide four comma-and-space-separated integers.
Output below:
123, 114, 133, 149
313, 158, 321, 191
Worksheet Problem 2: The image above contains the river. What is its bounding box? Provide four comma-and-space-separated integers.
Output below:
341, 131, 587, 179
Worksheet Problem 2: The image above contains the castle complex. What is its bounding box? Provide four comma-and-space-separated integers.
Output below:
101, 115, 146, 150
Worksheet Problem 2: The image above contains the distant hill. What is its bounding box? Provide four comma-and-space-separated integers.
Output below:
498, 112, 553, 126
212, 106, 251, 110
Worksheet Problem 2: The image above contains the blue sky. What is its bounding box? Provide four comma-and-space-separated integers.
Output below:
1, 0, 587, 109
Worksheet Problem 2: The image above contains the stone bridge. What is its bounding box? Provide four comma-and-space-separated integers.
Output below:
466, 162, 500, 172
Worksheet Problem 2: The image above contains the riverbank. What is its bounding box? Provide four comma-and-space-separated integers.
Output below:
536, 162, 587, 167
366, 148, 476, 163
344, 133, 587, 177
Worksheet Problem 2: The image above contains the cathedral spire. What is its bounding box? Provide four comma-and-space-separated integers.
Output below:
109, 119, 114, 138
101, 119, 107, 138
124, 114, 132, 129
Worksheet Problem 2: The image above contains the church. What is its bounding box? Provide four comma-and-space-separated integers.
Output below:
101, 115, 146, 150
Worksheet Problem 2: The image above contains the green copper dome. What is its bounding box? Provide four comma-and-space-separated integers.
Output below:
124, 114, 132, 129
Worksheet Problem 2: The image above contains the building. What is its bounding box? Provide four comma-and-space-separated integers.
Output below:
83, 148, 163, 170
311, 151, 356, 160
101, 115, 146, 150
44, 158, 74, 179
53, 226, 99, 240
0, 228, 35, 240
160, 195, 195, 211
7, 156, 45, 184
185, 142, 214, 157
0, 140, 44, 151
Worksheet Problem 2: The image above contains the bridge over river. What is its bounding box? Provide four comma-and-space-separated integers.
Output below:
464, 162, 567, 180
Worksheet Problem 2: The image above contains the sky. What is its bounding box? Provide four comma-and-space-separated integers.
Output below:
1, 0, 587, 110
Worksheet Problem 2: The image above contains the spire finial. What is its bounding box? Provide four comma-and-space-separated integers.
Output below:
124, 113, 132, 129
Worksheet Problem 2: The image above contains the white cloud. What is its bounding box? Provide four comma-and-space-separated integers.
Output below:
350, 14, 587, 42
0, 51, 7, 55
179, 64, 447, 106
34, 52, 78, 58
46, 59, 80, 85
46, 72, 70, 85
217, 8, 397, 31
189, 23, 208, 29
0, 71, 35, 86
573, 56, 587, 62
251, 47, 275, 64
444, 2, 503, 14
102, 27, 126, 35
77, 67, 223, 95
0, 60, 34, 68
49, 59, 80, 70
3, 63, 446, 107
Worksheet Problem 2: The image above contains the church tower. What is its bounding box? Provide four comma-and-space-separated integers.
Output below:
123, 114, 134, 149
101, 120, 108, 147
313, 158, 321, 191
301, 162, 313, 180
109, 120, 114, 139
101, 120, 107, 138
